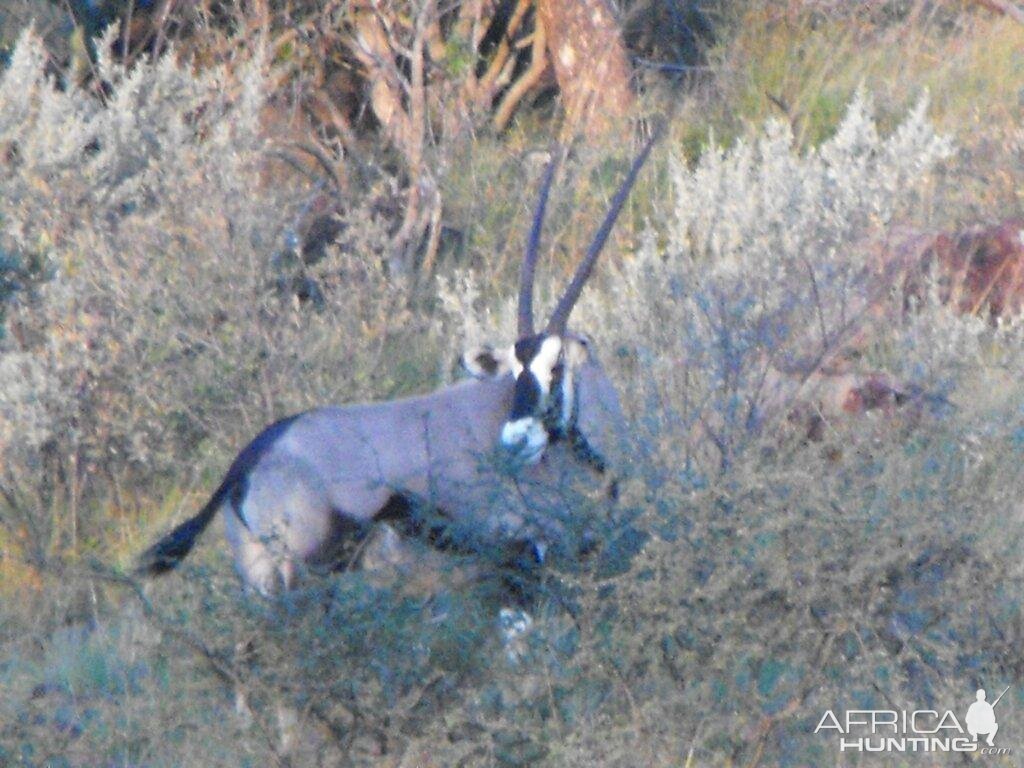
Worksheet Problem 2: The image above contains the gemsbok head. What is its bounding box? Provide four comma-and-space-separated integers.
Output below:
466, 135, 659, 467
137, 130, 660, 598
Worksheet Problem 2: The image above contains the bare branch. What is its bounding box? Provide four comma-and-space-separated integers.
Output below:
475, 0, 531, 110
492, 16, 548, 131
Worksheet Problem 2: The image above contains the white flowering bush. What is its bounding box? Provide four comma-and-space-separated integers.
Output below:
614, 93, 953, 467
0, 27, 409, 556
565, 101, 1024, 764
442, 93, 955, 473
432, 94, 1024, 766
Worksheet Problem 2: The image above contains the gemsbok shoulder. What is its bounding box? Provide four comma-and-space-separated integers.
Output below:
136, 131, 660, 596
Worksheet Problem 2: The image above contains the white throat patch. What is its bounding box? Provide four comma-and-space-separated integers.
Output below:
500, 418, 547, 464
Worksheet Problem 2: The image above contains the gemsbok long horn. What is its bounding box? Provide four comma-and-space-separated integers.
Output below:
546, 125, 663, 334
518, 148, 562, 337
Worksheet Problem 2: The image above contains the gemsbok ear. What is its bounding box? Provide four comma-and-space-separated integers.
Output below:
461, 344, 514, 379
563, 334, 592, 368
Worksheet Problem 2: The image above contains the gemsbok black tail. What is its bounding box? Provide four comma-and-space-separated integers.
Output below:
134, 484, 229, 576
135, 414, 300, 577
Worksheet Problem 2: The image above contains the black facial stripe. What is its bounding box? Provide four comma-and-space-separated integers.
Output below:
514, 335, 545, 365
509, 371, 541, 420
543, 367, 568, 437
508, 334, 574, 431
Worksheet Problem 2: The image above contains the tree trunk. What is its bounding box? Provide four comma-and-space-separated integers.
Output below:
536, 0, 634, 140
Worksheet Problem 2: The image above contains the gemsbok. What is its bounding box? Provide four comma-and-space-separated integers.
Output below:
137, 130, 659, 597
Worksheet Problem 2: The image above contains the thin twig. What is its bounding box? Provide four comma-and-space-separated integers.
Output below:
276, 140, 344, 196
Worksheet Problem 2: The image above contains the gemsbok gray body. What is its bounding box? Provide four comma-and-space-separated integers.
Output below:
137, 130, 660, 597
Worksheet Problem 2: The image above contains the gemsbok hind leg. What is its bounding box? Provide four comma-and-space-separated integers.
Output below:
221, 509, 293, 745
223, 510, 295, 598
224, 455, 339, 596
222, 457, 340, 755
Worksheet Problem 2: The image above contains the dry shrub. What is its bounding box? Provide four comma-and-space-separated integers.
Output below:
0, 27, 413, 563
437, 94, 1024, 766
445, 91, 953, 472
